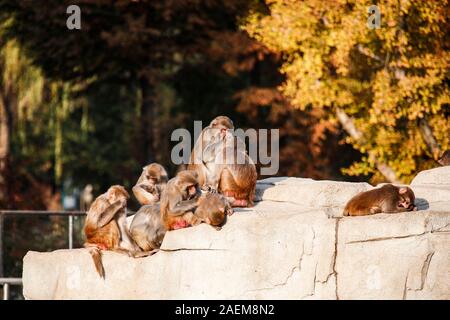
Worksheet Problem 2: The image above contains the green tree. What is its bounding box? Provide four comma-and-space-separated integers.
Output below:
242, 0, 449, 183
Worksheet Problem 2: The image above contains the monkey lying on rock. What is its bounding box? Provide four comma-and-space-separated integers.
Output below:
343, 184, 417, 216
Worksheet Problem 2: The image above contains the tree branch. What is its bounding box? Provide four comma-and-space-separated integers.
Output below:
418, 117, 441, 159
336, 108, 402, 183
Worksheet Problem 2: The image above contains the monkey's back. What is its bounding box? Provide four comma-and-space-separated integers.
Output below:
217, 147, 257, 205
84, 219, 120, 249
130, 204, 165, 250
343, 185, 398, 216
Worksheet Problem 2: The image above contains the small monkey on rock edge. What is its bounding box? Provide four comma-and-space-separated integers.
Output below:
195, 193, 233, 230
132, 163, 169, 205
343, 184, 417, 216
84, 185, 140, 278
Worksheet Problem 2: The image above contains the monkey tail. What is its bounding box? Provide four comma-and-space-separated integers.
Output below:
87, 247, 105, 278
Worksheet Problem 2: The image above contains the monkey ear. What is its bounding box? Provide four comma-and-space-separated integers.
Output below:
399, 187, 408, 194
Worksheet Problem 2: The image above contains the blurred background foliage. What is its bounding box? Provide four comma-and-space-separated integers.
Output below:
243, 0, 449, 183
0, 0, 448, 291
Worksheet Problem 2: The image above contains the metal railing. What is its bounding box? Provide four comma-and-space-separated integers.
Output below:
0, 210, 86, 300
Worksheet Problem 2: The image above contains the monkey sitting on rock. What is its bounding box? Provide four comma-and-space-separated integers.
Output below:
343, 184, 417, 216
84, 185, 142, 278
132, 163, 168, 205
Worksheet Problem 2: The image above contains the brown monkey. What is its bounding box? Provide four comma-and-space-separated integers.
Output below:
343, 184, 417, 216
130, 193, 233, 252
205, 130, 257, 207
438, 150, 450, 166
188, 116, 234, 187
132, 163, 168, 205
130, 204, 165, 254
84, 185, 140, 278
160, 170, 203, 230
195, 193, 233, 230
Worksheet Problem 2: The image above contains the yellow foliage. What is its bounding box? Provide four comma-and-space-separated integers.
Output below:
242, 0, 449, 182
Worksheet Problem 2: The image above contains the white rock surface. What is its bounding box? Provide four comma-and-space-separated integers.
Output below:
22, 167, 450, 299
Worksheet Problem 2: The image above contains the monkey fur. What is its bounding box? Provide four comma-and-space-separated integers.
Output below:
343, 184, 417, 216
84, 185, 141, 278
160, 170, 203, 231
188, 116, 234, 187
194, 193, 233, 230
205, 130, 257, 207
132, 163, 169, 205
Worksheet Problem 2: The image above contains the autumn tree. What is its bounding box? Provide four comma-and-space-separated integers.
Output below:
242, 0, 450, 183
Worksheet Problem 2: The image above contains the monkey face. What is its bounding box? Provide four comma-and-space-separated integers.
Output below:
146, 176, 157, 184
397, 187, 416, 211
175, 170, 201, 200
186, 183, 200, 199
210, 116, 234, 138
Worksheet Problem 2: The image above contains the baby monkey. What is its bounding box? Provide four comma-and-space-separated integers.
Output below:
195, 193, 233, 230
343, 184, 417, 216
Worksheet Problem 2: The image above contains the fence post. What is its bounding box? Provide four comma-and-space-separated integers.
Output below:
68, 214, 73, 249
3, 283, 9, 300
0, 214, 3, 277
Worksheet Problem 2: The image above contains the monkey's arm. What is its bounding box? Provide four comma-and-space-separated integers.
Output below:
202, 138, 222, 163
133, 184, 158, 205
168, 198, 199, 216
96, 200, 125, 228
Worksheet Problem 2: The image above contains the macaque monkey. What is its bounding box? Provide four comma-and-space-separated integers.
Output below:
80, 184, 94, 211
343, 184, 417, 217
188, 116, 234, 187
130, 204, 165, 254
160, 170, 203, 230
438, 150, 450, 166
84, 185, 140, 278
204, 131, 257, 207
194, 193, 233, 230
133, 163, 169, 205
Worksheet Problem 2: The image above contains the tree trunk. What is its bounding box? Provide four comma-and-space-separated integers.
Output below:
335, 108, 402, 184
0, 92, 12, 202
139, 76, 156, 164
418, 117, 441, 160
0, 92, 12, 278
